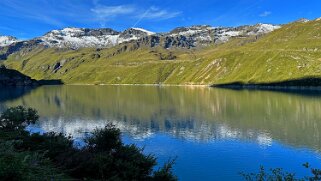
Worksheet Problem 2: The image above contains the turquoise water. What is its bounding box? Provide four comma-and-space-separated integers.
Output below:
1, 85, 321, 180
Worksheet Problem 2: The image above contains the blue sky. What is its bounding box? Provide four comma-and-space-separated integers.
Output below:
0, 0, 321, 39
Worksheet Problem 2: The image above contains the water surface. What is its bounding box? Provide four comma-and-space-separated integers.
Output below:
1, 85, 321, 180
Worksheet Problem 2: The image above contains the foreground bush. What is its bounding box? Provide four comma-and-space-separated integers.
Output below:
0, 141, 68, 180
242, 165, 321, 181
0, 106, 177, 181
0, 106, 38, 130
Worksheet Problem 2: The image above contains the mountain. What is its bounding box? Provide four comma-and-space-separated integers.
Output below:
39, 27, 156, 49
0, 24, 279, 53
2, 19, 320, 86
0, 36, 18, 47
0, 23, 280, 64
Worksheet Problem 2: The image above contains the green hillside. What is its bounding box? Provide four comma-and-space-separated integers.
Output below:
3, 20, 321, 85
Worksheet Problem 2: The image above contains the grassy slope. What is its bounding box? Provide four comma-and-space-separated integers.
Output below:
4, 20, 321, 85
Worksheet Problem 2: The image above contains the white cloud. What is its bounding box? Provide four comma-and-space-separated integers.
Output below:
260, 11, 272, 17
138, 6, 181, 20
91, 5, 135, 18
90, 4, 136, 27
91, 4, 181, 27
0, 0, 181, 29
133, 6, 180, 27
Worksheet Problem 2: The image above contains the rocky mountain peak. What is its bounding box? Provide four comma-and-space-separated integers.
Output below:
246, 23, 281, 35
131, 28, 155, 36
118, 28, 155, 43
45, 28, 120, 37
0, 35, 18, 47
295, 18, 310, 23
169, 25, 212, 36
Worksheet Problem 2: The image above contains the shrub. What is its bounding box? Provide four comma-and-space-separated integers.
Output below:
64, 126, 175, 181
0, 106, 39, 131
152, 159, 177, 181
0, 106, 178, 181
86, 123, 122, 152
16, 132, 74, 161
0, 141, 68, 181
242, 165, 321, 181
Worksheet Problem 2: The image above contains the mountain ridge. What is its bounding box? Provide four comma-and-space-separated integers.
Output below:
0, 23, 280, 49
2, 18, 321, 86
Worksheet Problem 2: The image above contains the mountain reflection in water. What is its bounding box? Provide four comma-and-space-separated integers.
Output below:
1, 85, 320, 151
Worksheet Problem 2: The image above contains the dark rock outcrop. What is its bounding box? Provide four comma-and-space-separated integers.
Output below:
0, 66, 39, 86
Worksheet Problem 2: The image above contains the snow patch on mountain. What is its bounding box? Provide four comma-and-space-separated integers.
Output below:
255, 23, 281, 34
0, 36, 18, 47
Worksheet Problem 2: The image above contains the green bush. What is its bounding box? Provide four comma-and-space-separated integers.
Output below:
86, 123, 123, 152
242, 165, 321, 181
0, 106, 177, 181
0, 141, 68, 181
15, 132, 75, 161
59, 126, 175, 180
0, 106, 39, 131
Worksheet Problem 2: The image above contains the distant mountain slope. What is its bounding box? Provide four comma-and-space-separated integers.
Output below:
3, 19, 321, 86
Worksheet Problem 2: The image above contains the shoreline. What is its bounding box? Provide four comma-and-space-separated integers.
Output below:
57, 83, 209, 87
29, 80, 321, 91
212, 84, 321, 91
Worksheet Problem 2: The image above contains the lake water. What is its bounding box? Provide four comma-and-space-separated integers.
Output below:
1, 85, 321, 180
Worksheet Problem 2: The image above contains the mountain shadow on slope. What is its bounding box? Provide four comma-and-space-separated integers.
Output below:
0, 65, 63, 86
212, 77, 321, 95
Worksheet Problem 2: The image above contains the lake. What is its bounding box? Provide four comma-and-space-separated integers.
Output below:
1, 85, 321, 180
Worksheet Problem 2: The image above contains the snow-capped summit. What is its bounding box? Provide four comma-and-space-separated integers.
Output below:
255, 23, 281, 33
117, 28, 156, 44
46, 27, 119, 37
0, 36, 18, 47
246, 23, 281, 35
165, 24, 281, 45
40, 28, 121, 49
170, 25, 213, 36
38, 27, 156, 49
131, 28, 155, 36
